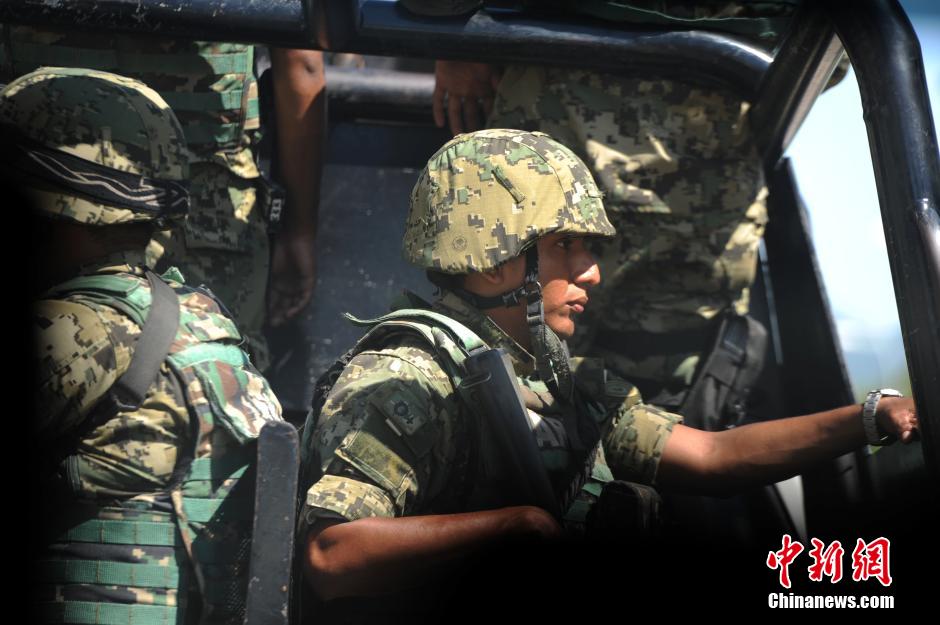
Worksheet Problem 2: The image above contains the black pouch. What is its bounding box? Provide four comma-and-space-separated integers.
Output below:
679, 312, 768, 431
256, 175, 285, 233
585, 480, 663, 539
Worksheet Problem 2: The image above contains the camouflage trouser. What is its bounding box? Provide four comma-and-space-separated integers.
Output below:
488, 67, 768, 393
147, 161, 271, 370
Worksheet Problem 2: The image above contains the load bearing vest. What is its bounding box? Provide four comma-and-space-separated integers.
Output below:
302, 302, 614, 526
0, 29, 260, 151
37, 271, 272, 625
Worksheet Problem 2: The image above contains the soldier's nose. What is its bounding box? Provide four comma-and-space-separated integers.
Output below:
574, 257, 601, 288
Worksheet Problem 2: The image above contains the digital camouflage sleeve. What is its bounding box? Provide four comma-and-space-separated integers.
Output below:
302, 334, 684, 528
35, 261, 191, 496
302, 336, 472, 526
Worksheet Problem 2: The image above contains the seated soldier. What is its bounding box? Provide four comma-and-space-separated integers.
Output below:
10, 68, 283, 624
298, 129, 916, 609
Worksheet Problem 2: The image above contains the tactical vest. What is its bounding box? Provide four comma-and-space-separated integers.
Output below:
302, 305, 614, 528
37, 270, 278, 625
1, 27, 260, 154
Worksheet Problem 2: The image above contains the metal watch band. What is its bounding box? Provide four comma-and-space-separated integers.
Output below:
862, 388, 903, 445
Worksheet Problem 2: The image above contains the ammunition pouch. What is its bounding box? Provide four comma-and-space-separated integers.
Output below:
585, 480, 663, 539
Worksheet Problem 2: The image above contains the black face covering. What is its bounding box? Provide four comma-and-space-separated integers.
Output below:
3, 134, 189, 221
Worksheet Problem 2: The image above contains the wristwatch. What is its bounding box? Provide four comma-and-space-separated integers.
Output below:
862, 388, 903, 445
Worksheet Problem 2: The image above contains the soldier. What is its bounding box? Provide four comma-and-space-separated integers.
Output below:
416, 0, 833, 548
10, 67, 283, 624
417, 0, 818, 430
297, 129, 916, 611
1, 26, 327, 371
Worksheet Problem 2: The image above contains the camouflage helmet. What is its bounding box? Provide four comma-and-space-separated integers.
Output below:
404, 128, 615, 274
0, 66, 189, 227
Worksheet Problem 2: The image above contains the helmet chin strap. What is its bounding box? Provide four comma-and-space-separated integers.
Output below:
453, 246, 574, 403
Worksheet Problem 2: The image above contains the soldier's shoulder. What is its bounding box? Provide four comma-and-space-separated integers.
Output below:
352, 334, 456, 393
36, 294, 139, 376
35, 298, 110, 355
313, 333, 463, 468
34, 298, 125, 412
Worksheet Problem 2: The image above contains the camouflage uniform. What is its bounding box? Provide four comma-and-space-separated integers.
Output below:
488, 68, 768, 399
481, 1, 801, 402
10, 67, 282, 624
35, 253, 281, 624
2, 26, 271, 369
302, 290, 682, 527
301, 130, 682, 533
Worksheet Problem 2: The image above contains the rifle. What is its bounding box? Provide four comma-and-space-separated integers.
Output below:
460, 348, 562, 519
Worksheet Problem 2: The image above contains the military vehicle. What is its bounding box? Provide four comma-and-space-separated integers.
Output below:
6, 0, 938, 617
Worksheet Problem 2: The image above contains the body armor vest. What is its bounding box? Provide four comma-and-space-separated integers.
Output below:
38, 270, 276, 625
1, 27, 260, 153
302, 304, 613, 527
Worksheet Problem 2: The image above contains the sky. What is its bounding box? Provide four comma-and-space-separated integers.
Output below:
786, 1, 939, 398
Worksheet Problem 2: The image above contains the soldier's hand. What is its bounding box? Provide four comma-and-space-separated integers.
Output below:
268, 226, 317, 326
875, 396, 919, 444
433, 60, 502, 135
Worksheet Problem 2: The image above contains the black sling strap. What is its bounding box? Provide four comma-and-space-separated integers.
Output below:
47, 270, 181, 492
678, 312, 767, 430
99, 270, 181, 413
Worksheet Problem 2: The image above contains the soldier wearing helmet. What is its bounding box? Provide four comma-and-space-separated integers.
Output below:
2, 25, 328, 371
298, 129, 917, 612
10, 67, 282, 624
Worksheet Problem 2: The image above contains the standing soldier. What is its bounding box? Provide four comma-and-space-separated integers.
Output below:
10, 67, 283, 624
1, 26, 327, 371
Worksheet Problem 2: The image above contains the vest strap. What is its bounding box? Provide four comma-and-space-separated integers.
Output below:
60, 519, 182, 547
104, 271, 180, 413
179, 120, 248, 147
185, 455, 251, 481
39, 600, 177, 625
344, 308, 487, 355
37, 559, 182, 589
161, 89, 249, 113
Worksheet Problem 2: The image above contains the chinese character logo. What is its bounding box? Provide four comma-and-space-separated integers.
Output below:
851, 537, 892, 586
767, 535, 893, 588
767, 534, 804, 589
807, 538, 844, 583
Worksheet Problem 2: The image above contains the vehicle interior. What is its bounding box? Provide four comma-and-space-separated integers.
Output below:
7, 0, 938, 617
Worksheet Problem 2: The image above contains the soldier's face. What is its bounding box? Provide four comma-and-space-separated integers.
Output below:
536, 233, 601, 339
467, 233, 601, 347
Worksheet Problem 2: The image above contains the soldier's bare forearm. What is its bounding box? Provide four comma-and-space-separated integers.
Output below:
304, 505, 560, 601
657, 398, 917, 495
270, 48, 325, 232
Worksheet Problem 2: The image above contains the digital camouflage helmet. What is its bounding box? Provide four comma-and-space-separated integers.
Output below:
405, 128, 614, 273
405, 128, 616, 401
0, 66, 189, 227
